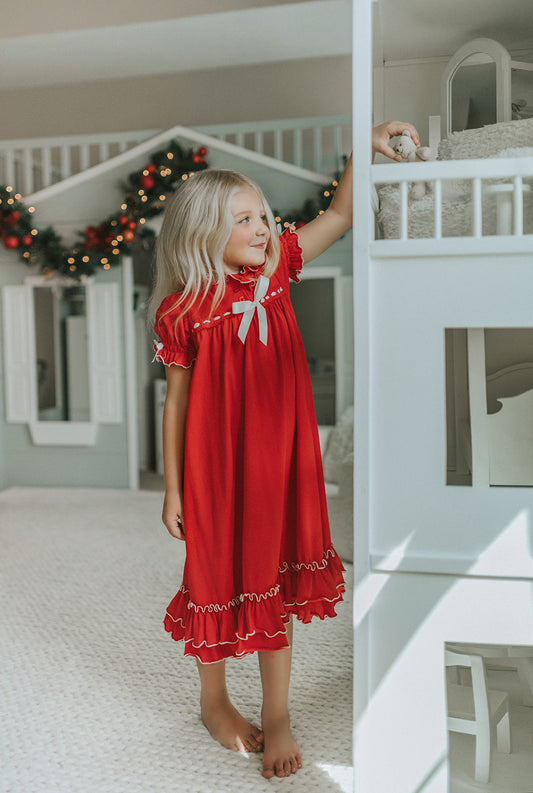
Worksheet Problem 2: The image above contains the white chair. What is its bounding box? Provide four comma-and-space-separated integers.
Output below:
445, 647, 512, 783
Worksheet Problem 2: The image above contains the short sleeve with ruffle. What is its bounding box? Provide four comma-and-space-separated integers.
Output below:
279, 227, 304, 283
153, 294, 196, 368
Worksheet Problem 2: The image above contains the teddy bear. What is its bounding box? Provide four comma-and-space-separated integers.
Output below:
394, 129, 434, 199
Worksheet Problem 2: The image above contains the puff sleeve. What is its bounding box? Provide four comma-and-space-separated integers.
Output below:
279, 227, 304, 283
153, 295, 196, 368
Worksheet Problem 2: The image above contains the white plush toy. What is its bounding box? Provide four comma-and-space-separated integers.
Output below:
394, 129, 434, 199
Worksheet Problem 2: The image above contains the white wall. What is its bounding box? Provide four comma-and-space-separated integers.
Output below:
373, 60, 444, 146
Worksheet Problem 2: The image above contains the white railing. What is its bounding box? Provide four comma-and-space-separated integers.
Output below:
0, 129, 159, 195
194, 115, 351, 175
372, 157, 533, 254
0, 116, 351, 197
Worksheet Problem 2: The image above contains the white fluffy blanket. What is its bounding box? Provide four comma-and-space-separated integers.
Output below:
378, 119, 533, 239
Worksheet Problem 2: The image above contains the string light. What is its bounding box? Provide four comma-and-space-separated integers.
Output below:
69, 264, 76, 272
139, 218, 146, 224
167, 152, 174, 160
6, 186, 12, 192
159, 195, 166, 201
121, 203, 127, 211
182, 174, 188, 180
103, 263, 111, 270
14, 193, 21, 200
82, 256, 89, 263
28, 206, 35, 213
67, 257, 75, 264
101, 258, 109, 265
141, 195, 148, 202
31, 229, 38, 236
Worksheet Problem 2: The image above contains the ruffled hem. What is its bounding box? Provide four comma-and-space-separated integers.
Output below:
280, 227, 304, 283
164, 548, 345, 663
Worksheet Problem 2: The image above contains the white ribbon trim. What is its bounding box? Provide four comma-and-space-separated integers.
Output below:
151, 340, 164, 363
232, 275, 270, 346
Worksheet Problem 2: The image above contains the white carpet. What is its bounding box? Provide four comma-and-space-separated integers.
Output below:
0, 487, 353, 793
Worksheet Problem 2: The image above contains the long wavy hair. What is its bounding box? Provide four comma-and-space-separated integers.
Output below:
147, 168, 280, 327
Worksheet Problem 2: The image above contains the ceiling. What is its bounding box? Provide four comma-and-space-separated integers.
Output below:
0, 0, 352, 90
2, 0, 532, 92
376, 0, 533, 62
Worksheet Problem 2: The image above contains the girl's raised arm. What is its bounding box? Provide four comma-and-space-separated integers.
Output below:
162, 364, 193, 540
294, 120, 419, 265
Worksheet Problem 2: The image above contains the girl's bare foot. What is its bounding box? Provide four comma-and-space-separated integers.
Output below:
261, 709, 303, 778
200, 694, 264, 753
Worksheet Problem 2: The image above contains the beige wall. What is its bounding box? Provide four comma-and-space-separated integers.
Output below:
0, 55, 351, 140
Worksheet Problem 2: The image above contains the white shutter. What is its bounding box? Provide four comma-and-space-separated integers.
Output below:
88, 282, 122, 423
2, 285, 36, 423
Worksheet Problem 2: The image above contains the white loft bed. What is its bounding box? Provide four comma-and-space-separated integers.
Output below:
373, 38, 533, 488
376, 38, 533, 241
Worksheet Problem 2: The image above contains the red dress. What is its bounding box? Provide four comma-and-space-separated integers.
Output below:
154, 230, 345, 663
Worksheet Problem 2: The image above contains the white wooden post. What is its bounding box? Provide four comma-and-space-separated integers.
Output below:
467, 328, 490, 487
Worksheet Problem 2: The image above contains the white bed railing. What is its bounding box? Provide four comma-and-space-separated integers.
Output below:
372, 157, 533, 252
181, 115, 351, 175
0, 116, 351, 196
0, 129, 159, 196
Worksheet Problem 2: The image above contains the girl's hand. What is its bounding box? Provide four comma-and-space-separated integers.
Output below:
372, 120, 420, 162
162, 490, 185, 541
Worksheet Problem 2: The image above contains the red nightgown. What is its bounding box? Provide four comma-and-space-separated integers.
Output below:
154, 230, 345, 663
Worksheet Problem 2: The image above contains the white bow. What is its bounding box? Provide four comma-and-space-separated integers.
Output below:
232, 275, 269, 346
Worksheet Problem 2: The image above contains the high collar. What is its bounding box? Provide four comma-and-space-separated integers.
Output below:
226, 264, 263, 284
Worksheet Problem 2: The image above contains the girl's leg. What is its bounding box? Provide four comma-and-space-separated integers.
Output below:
258, 618, 303, 778
196, 659, 264, 753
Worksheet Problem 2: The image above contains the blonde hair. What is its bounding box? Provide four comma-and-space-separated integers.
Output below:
147, 168, 280, 327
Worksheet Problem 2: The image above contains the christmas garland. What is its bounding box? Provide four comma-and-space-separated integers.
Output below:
0, 141, 340, 279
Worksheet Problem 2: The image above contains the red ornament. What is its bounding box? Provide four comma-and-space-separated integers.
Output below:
5, 211, 20, 227
192, 153, 204, 164
21, 234, 33, 246
118, 215, 129, 226
146, 163, 157, 173
198, 147, 208, 157
127, 220, 137, 230
139, 174, 155, 190
122, 229, 135, 243
4, 234, 19, 249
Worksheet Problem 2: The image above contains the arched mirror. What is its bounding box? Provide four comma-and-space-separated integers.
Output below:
450, 53, 498, 132
441, 38, 512, 137
2, 276, 122, 445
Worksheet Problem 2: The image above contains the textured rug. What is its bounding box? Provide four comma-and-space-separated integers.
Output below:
0, 487, 353, 793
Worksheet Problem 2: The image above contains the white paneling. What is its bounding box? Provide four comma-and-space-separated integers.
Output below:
369, 253, 533, 578
88, 282, 122, 423
1, 285, 35, 423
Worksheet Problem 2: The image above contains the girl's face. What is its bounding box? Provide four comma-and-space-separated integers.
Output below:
223, 189, 271, 273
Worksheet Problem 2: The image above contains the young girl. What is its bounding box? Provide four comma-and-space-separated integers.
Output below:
150, 120, 419, 779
